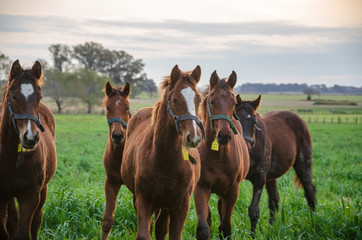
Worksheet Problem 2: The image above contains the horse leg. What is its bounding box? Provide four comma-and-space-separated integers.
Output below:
0, 201, 9, 240
101, 178, 122, 240
7, 198, 19, 239
155, 209, 169, 240
168, 197, 190, 240
266, 179, 279, 225
294, 152, 317, 211
135, 196, 154, 240
16, 192, 41, 240
194, 185, 212, 240
218, 184, 239, 240
30, 186, 47, 240
248, 175, 266, 234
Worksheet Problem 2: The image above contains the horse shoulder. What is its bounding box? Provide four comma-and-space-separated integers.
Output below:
127, 107, 153, 137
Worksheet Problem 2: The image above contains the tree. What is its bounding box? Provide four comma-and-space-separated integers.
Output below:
70, 69, 111, 114
140, 78, 158, 98
0, 51, 12, 83
48, 44, 71, 72
303, 87, 320, 101
43, 69, 70, 113
72, 42, 105, 71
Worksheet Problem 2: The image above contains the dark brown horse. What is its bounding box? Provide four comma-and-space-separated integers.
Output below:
235, 95, 316, 233
101, 82, 131, 240
194, 71, 249, 240
121, 65, 204, 240
0, 60, 57, 240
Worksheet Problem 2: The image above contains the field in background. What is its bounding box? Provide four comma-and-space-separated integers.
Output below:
38, 115, 361, 239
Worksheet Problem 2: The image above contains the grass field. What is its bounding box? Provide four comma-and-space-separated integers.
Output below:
37, 113, 362, 240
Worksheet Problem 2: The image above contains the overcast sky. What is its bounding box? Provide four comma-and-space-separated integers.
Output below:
1, 0, 361, 87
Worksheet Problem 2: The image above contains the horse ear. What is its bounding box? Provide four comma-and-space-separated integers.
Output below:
236, 94, 242, 105
191, 65, 201, 83
227, 71, 237, 89
209, 70, 219, 90
105, 81, 113, 96
123, 82, 131, 98
170, 65, 180, 87
31, 61, 42, 79
9, 60, 23, 80
250, 95, 262, 110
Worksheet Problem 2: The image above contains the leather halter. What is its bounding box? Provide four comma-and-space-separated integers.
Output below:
207, 102, 239, 135
7, 94, 45, 135
166, 86, 205, 138
243, 135, 255, 148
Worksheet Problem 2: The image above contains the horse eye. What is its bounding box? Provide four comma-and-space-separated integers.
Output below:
126, 107, 130, 111
106, 107, 110, 111
11, 94, 16, 101
172, 98, 177, 104
210, 100, 215, 106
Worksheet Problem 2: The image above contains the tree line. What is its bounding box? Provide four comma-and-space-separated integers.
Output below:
0, 42, 157, 113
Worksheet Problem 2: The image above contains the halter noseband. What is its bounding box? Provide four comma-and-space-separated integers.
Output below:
7, 94, 45, 135
207, 102, 239, 135
107, 115, 130, 129
243, 135, 255, 148
166, 86, 205, 138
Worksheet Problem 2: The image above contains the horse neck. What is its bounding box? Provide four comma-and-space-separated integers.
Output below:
0, 101, 20, 151
152, 96, 183, 160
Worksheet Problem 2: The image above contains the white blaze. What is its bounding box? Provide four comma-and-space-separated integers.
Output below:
181, 87, 198, 137
26, 120, 36, 140
21, 83, 34, 100
116, 100, 121, 106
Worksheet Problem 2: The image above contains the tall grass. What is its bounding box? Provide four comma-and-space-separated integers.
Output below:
39, 115, 361, 239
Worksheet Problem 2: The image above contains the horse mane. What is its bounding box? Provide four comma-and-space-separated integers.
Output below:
1, 69, 44, 103
151, 71, 197, 125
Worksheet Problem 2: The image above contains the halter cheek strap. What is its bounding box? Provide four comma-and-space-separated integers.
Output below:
166, 86, 205, 138
7, 94, 45, 135
243, 135, 255, 148
207, 103, 239, 135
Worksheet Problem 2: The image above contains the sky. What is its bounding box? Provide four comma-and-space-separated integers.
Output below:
0, 0, 362, 87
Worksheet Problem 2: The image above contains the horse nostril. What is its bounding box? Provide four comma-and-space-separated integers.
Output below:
112, 131, 124, 142
227, 132, 231, 141
187, 135, 192, 145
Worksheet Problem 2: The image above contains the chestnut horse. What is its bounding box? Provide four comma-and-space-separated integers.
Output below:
121, 65, 204, 240
101, 82, 131, 240
194, 71, 249, 240
235, 95, 316, 233
0, 60, 57, 240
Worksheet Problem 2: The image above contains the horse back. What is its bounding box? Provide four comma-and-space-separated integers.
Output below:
262, 111, 311, 178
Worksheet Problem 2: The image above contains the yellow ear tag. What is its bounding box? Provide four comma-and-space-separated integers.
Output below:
182, 146, 189, 161
18, 144, 25, 153
211, 138, 219, 151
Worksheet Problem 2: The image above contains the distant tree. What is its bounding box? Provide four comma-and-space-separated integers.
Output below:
72, 42, 105, 71
48, 44, 71, 72
0, 51, 12, 83
140, 78, 158, 97
70, 69, 111, 114
43, 69, 70, 113
303, 87, 320, 101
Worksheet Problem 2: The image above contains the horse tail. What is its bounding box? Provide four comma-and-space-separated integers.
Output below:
293, 173, 303, 189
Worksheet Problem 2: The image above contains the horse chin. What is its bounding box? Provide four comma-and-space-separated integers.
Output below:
112, 138, 124, 145
21, 141, 38, 150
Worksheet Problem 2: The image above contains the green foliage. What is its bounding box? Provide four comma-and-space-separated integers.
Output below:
39, 115, 361, 239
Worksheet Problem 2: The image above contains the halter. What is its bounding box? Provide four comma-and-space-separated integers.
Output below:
243, 135, 255, 148
106, 115, 130, 129
207, 102, 239, 135
166, 86, 205, 138
7, 93, 45, 135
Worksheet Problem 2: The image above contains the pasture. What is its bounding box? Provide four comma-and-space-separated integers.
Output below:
38, 110, 361, 239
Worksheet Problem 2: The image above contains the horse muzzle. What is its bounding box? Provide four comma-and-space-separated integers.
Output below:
22, 130, 39, 149
111, 131, 125, 145
217, 131, 232, 145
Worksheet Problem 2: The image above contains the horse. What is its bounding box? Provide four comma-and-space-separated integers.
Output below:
235, 95, 316, 233
0, 60, 57, 240
121, 65, 204, 240
101, 82, 131, 240
194, 71, 249, 240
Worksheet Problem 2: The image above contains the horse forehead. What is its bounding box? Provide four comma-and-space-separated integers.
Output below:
181, 87, 196, 102
20, 83, 34, 100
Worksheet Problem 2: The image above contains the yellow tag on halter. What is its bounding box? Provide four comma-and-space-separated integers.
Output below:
18, 144, 25, 153
211, 139, 219, 151
182, 146, 189, 161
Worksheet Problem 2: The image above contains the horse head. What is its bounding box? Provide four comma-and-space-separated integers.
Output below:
206, 71, 238, 145
165, 65, 203, 148
235, 94, 262, 150
103, 81, 131, 145
6, 60, 44, 149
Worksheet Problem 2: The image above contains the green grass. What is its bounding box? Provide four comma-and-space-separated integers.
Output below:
37, 114, 362, 239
